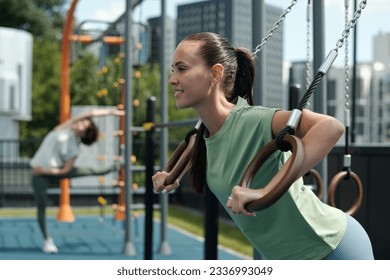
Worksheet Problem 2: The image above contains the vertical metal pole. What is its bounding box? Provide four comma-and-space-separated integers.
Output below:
144, 97, 156, 260
252, 0, 265, 260
312, 0, 328, 202
122, 0, 136, 256
252, 0, 266, 106
58, 0, 78, 223
158, 0, 171, 255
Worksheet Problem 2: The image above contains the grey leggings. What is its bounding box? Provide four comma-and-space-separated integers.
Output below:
32, 166, 114, 240
323, 214, 374, 260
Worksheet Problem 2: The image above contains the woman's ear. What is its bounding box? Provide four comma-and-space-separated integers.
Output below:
211, 64, 223, 83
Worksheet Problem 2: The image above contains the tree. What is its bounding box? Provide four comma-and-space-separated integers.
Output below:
2, 0, 197, 145
0, 0, 65, 38
70, 53, 100, 106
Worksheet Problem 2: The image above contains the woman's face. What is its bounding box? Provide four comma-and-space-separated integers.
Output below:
169, 40, 213, 109
73, 119, 91, 137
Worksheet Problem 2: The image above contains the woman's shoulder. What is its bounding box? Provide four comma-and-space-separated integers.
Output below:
233, 97, 279, 118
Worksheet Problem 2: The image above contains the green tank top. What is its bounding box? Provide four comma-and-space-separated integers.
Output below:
205, 97, 346, 259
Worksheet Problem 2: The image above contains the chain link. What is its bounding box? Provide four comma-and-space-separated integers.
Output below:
305, 1, 312, 91
344, 0, 350, 111
252, 0, 367, 57
335, 0, 367, 51
252, 0, 298, 57
305, 1, 312, 108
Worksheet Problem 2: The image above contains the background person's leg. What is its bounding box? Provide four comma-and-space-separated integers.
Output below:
32, 175, 59, 253
32, 175, 50, 239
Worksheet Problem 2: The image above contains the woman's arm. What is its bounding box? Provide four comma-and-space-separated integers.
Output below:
32, 157, 77, 177
272, 108, 344, 178
152, 161, 191, 193
227, 109, 344, 216
54, 107, 125, 131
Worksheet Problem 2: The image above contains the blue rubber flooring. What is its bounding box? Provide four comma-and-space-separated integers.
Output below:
0, 215, 245, 260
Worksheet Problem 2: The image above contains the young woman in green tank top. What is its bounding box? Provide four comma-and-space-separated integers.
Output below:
152, 32, 373, 260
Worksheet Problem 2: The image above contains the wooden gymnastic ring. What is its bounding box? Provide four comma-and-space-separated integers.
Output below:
304, 169, 323, 199
328, 171, 363, 216
163, 134, 196, 185
164, 141, 187, 173
239, 135, 305, 212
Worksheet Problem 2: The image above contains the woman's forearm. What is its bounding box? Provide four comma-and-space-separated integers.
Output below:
298, 116, 344, 177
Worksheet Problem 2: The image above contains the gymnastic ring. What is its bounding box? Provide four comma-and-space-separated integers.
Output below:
304, 169, 323, 199
163, 134, 196, 186
239, 134, 305, 212
328, 171, 363, 216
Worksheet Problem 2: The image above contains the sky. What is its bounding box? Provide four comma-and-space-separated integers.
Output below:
72, 0, 389, 67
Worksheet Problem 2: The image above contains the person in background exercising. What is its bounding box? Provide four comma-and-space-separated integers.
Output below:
30, 107, 124, 254
152, 32, 374, 259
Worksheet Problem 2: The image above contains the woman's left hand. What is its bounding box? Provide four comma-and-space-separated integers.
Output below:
226, 185, 258, 217
152, 171, 180, 193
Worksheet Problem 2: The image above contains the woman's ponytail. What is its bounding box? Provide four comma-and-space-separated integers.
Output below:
190, 123, 207, 194
233, 48, 255, 105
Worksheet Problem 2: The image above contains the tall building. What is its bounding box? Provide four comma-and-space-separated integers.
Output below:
290, 60, 390, 145
176, 0, 284, 108
176, 0, 251, 47
289, 32, 390, 145
370, 33, 390, 143
373, 32, 390, 67
261, 5, 285, 108
148, 16, 176, 66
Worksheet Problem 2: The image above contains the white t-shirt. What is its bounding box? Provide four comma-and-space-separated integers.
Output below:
30, 128, 80, 169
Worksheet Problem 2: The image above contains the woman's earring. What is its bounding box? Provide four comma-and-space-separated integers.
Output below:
211, 82, 215, 88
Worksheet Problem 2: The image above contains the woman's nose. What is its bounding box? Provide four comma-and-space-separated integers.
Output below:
168, 74, 177, 86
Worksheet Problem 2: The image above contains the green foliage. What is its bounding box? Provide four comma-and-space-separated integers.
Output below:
94, 54, 124, 106
0, 0, 66, 38
167, 89, 198, 143
129, 64, 197, 166
2, 0, 198, 149
70, 53, 100, 105
167, 205, 252, 257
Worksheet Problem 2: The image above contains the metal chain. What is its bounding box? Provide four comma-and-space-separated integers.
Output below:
306, 1, 311, 90
344, 0, 350, 111
335, 0, 367, 52
252, 0, 298, 57
343, 0, 352, 162
305, 1, 312, 109
274, 0, 368, 152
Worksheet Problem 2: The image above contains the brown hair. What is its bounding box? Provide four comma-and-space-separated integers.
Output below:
182, 32, 255, 194
80, 117, 99, 145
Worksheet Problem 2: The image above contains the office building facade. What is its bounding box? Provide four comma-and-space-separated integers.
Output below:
176, 0, 284, 108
